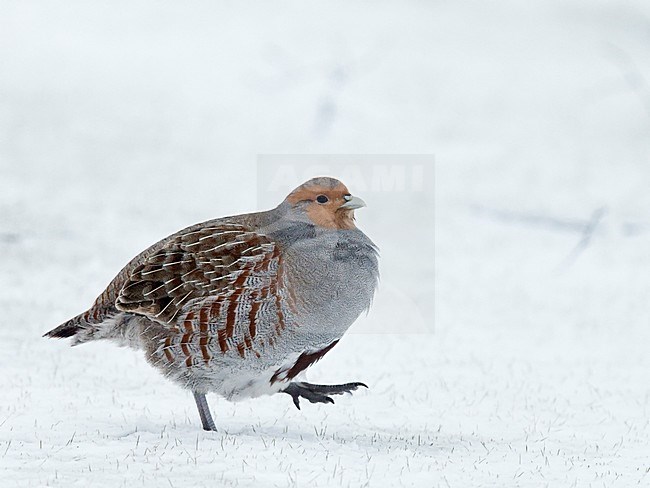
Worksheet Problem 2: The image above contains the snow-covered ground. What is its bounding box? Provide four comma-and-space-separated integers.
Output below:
2, 1, 650, 486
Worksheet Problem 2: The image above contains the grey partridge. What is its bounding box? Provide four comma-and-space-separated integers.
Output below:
45, 177, 379, 431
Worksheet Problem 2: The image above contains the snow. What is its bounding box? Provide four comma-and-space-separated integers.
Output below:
2, 0, 650, 486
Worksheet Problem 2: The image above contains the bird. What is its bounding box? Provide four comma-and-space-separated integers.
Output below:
45, 176, 379, 431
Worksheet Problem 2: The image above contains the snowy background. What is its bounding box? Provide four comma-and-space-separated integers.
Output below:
2, 0, 650, 486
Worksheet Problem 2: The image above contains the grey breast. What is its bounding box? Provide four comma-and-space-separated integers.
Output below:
269, 222, 379, 333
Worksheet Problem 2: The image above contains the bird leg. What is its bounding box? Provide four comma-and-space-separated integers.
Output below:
193, 392, 217, 431
282, 381, 367, 410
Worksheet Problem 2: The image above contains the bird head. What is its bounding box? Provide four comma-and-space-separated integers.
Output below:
284, 177, 366, 230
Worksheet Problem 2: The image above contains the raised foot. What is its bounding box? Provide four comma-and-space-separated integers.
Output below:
282, 381, 368, 410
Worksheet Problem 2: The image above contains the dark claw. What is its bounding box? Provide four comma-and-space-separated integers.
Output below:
282, 381, 367, 410
291, 394, 301, 410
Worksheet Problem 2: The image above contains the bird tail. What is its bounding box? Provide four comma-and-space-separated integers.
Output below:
44, 314, 86, 340
44, 311, 144, 348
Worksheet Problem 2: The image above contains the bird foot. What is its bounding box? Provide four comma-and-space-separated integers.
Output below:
282, 381, 367, 410
193, 391, 217, 431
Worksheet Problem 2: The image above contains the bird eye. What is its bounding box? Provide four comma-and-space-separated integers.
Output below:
316, 195, 329, 204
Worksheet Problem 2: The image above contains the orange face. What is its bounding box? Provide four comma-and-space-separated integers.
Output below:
286, 178, 365, 230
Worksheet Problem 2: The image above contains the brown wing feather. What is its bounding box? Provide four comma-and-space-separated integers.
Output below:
115, 224, 278, 324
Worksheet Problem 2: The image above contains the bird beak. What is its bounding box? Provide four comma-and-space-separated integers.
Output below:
340, 195, 367, 210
